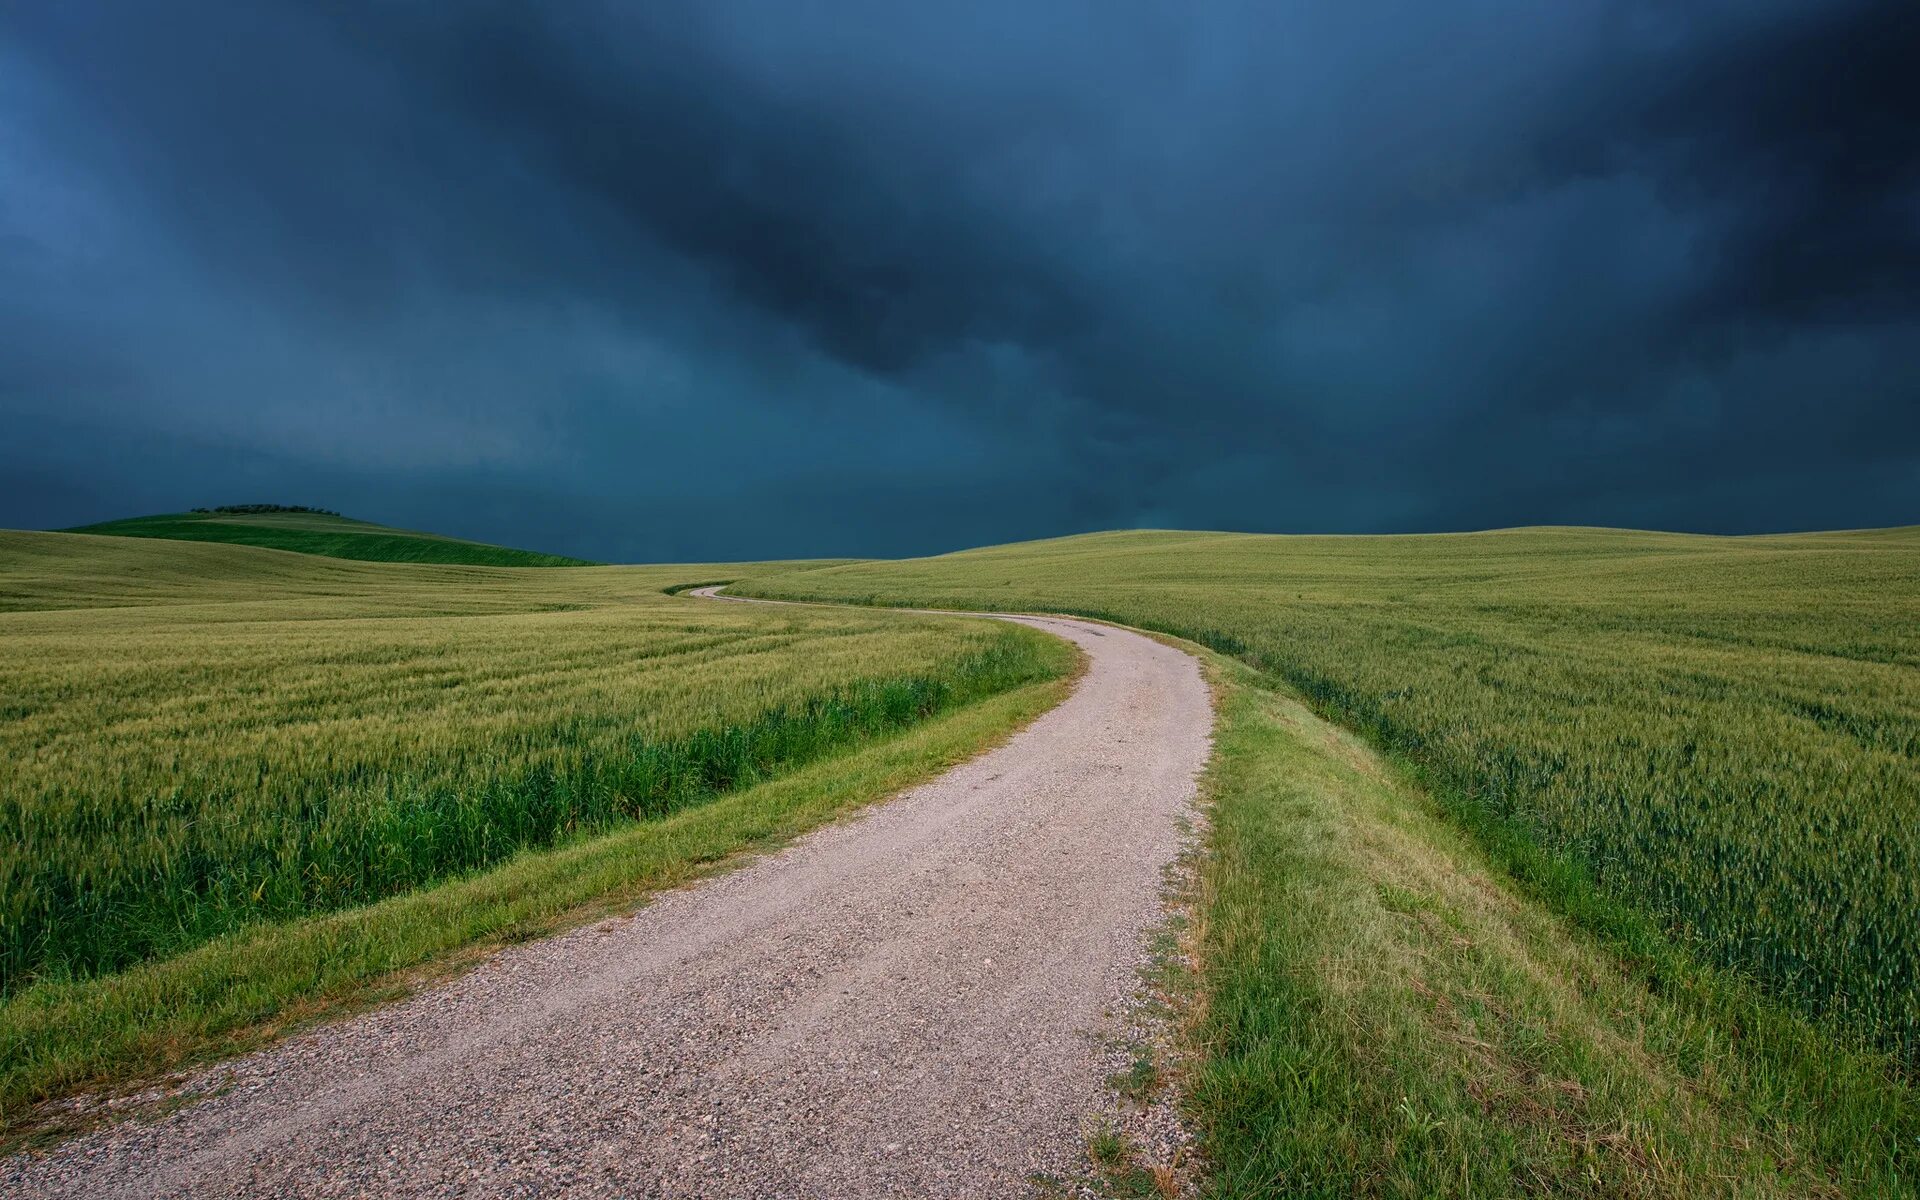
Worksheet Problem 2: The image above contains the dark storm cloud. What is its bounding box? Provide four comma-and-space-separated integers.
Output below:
2, 0, 1915, 559
1582, 3, 1920, 330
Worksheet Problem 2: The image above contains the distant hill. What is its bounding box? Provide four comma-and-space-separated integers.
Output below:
66, 509, 597, 567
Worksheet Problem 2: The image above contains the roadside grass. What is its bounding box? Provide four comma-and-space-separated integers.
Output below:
1191, 655, 1915, 1196
0, 669, 1071, 1142
65, 509, 598, 566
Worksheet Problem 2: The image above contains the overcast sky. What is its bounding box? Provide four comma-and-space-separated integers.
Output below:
3, 2, 1916, 561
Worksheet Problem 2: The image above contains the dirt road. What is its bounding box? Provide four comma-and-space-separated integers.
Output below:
6, 595, 1212, 1198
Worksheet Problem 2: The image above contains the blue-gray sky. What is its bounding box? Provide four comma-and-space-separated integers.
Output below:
3, 1, 1916, 561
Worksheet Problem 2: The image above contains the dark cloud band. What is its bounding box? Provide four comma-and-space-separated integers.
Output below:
2, 0, 1914, 557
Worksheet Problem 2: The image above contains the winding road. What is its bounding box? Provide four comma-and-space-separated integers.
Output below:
6, 592, 1212, 1198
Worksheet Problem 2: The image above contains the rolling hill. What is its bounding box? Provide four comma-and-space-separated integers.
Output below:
66, 508, 597, 566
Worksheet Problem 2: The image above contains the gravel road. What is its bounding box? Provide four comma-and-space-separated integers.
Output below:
5, 595, 1212, 1199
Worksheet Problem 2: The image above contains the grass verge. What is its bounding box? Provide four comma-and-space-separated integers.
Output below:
1188, 652, 1917, 1197
0, 665, 1074, 1145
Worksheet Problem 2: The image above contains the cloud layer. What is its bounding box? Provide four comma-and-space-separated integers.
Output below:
3, 1, 1916, 559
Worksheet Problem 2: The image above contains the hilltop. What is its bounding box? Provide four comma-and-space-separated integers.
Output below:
66, 508, 596, 567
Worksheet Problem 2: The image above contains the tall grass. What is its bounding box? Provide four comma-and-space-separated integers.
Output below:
737, 526, 1920, 1068
0, 532, 1060, 995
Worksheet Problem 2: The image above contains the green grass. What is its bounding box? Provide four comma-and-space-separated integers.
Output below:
0, 531, 1074, 1126
66, 509, 598, 566
738, 525, 1920, 1195
15, 517, 1916, 1191
1190, 654, 1913, 1196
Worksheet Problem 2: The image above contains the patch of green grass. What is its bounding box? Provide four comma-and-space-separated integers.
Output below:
0, 670, 1072, 1138
66, 509, 597, 566
1109, 1048, 1162, 1104
1085, 1122, 1173, 1198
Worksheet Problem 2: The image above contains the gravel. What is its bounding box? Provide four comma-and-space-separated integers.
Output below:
3, 605, 1213, 1199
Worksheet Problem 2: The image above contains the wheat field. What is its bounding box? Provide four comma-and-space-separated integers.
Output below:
0, 531, 1062, 995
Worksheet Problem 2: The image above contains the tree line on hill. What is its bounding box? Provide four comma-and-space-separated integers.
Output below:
189, 504, 341, 516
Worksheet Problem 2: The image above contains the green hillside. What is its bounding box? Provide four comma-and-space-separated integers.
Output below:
67, 508, 596, 566
741, 525, 1920, 1195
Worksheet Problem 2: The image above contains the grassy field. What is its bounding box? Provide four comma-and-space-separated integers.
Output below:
1187, 652, 1914, 1197
738, 525, 1920, 1194
0, 531, 1071, 1124
67, 509, 597, 566
13, 518, 1916, 1190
